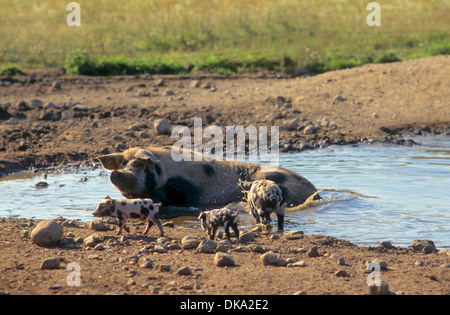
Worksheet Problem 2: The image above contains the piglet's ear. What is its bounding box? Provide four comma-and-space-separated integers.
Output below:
135, 149, 160, 163
105, 195, 111, 200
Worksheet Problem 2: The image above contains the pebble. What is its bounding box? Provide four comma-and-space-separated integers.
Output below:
303, 124, 315, 135
292, 261, 307, 267
160, 264, 171, 272
139, 258, 154, 269
181, 236, 200, 250
260, 252, 288, 266
84, 234, 101, 247
334, 269, 349, 277
40, 257, 60, 270
307, 246, 319, 257
153, 118, 171, 135
368, 281, 391, 295
411, 239, 436, 254
214, 252, 235, 267
372, 259, 388, 270
89, 219, 109, 231
378, 240, 394, 249
177, 266, 192, 276
285, 230, 304, 240
196, 239, 216, 254
35, 181, 49, 189
30, 220, 63, 245
239, 231, 255, 243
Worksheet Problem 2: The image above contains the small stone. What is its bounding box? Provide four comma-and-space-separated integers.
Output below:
84, 234, 100, 247
292, 261, 307, 267
334, 269, 349, 277
153, 118, 171, 135
40, 257, 60, 270
290, 247, 307, 253
214, 253, 235, 267
441, 263, 450, 268
239, 231, 255, 243
89, 219, 109, 231
372, 112, 379, 119
93, 244, 104, 251
307, 246, 319, 257
139, 258, 154, 269
181, 236, 200, 249
285, 230, 304, 240
372, 259, 388, 271
177, 266, 192, 276
303, 124, 315, 135
332, 95, 345, 104
35, 181, 49, 189
190, 80, 201, 88
153, 244, 168, 253
260, 252, 288, 266
51, 80, 62, 90
154, 79, 165, 87
30, 99, 43, 109
196, 239, 216, 253
30, 220, 63, 245
163, 89, 175, 96
415, 260, 424, 266
160, 264, 171, 272
139, 131, 150, 139
411, 240, 436, 254
378, 240, 394, 249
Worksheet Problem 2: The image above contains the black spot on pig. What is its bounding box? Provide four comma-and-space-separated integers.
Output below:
202, 164, 215, 177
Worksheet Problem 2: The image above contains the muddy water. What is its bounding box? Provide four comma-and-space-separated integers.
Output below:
0, 135, 449, 248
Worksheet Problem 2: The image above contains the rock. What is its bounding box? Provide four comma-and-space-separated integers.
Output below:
89, 219, 109, 231
84, 234, 101, 247
154, 79, 165, 87
190, 80, 201, 88
40, 257, 60, 270
30, 99, 43, 109
163, 89, 175, 96
332, 95, 346, 104
139, 131, 150, 139
16, 100, 31, 111
30, 220, 63, 245
372, 112, 379, 119
372, 259, 388, 271
181, 236, 200, 250
214, 252, 235, 267
285, 230, 304, 240
411, 240, 436, 254
260, 252, 288, 266
177, 266, 192, 276
35, 181, 49, 189
307, 246, 319, 257
378, 240, 394, 249
334, 269, 349, 277
196, 239, 216, 253
203, 82, 212, 89
303, 124, 315, 135
154, 118, 171, 135
139, 258, 154, 269
239, 231, 255, 243
281, 119, 298, 131
93, 244, 104, 251
160, 264, 171, 272
51, 80, 62, 90
292, 261, 307, 267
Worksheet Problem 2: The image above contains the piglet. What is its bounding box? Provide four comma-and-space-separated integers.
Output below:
93, 195, 164, 236
198, 208, 240, 243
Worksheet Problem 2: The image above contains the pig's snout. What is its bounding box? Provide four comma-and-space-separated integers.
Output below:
110, 170, 137, 188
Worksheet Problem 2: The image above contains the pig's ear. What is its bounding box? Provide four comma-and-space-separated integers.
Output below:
105, 195, 111, 200
135, 149, 160, 163
96, 153, 124, 170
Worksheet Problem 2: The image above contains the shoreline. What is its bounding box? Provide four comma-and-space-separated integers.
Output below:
0, 216, 449, 295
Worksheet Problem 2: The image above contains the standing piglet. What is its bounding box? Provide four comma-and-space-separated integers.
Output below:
93, 195, 164, 236
242, 179, 285, 230
198, 208, 240, 243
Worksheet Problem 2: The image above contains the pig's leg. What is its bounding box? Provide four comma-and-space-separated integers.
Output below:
143, 218, 153, 235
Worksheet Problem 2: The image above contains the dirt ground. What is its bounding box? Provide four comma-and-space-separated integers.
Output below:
0, 56, 449, 295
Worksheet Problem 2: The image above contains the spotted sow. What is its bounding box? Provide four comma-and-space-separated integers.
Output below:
92, 195, 164, 236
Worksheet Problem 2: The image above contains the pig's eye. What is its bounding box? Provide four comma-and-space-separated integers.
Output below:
121, 160, 129, 168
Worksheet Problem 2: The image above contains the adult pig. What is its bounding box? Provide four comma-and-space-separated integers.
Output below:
97, 146, 319, 207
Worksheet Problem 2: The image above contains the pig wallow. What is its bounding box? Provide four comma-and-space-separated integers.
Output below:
93, 195, 164, 236
198, 208, 240, 244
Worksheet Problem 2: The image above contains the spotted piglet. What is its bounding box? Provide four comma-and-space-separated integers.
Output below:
245, 179, 285, 230
198, 208, 240, 244
93, 195, 164, 236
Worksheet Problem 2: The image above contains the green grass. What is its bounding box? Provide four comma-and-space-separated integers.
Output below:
1, 0, 449, 75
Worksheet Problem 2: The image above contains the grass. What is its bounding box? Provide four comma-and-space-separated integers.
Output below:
0, 0, 449, 75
